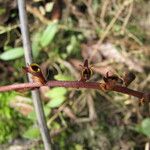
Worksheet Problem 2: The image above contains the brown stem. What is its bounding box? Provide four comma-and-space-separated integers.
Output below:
0, 81, 149, 101
0, 83, 40, 92
113, 85, 144, 99
46, 81, 100, 90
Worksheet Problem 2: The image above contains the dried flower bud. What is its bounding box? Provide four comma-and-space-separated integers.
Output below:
139, 93, 150, 106
103, 72, 124, 90
80, 59, 93, 82
50, 0, 63, 21
123, 72, 136, 87
23, 63, 47, 85
103, 72, 124, 84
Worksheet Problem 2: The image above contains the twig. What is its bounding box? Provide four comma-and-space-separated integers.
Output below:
47, 101, 68, 126
17, 0, 53, 150
85, 0, 99, 28
74, 93, 98, 123
0, 81, 149, 101
125, 29, 143, 46
100, 0, 109, 28
26, 4, 52, 24
89, 0, 133, 61
26, 3, 83, 33
99, 0, 133, 43
121, 1, 133, 34
0, 24, 19, 34
87, 94, 97, 120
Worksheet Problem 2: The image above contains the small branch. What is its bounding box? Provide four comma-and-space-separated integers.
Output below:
46, 81, 100, 90
100, 0, 109, 27
121, 1, 133, 34
26, 4, 52, 25
0, 81, 149, 101
0, 82, 40, 92
89, 0, 133, 61
112, 85, 144, 99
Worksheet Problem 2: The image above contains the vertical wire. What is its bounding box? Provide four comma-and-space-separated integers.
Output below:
17, 0, 52, 149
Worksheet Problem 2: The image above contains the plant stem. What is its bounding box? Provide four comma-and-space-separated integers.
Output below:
0, 81, 149, 101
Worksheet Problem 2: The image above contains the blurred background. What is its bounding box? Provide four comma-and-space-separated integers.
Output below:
0, 0, 150, 149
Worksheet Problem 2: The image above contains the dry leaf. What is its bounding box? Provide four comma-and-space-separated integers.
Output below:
10, 96, 33, 116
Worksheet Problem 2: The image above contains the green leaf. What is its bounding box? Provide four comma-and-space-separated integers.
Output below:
141, 118, 150, 137
44, 106, 51, 117
0, 8, 6, 15
75, 144, 83, 150
45, 2, 54, 12
40, 22, 59, 47
47, 96, 66, 108
27, 111, 36, 122
54, 74, 73, 81
66, 35, 78, 55
23, 126, 40, 140
32, 32, 42, 58
45, 87, 67, 108
0, 47, 24, 60
135, 118, 150, 137
113, 24, 121, 32
45, 87, 67, 99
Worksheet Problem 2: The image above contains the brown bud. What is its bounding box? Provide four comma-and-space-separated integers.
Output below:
22, 63, 47, 85
80, 59, 93, 81
103, 72, 124, 86
123, 72, 136, 87
50, 0, 63, 21
142, 93, 150, 103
